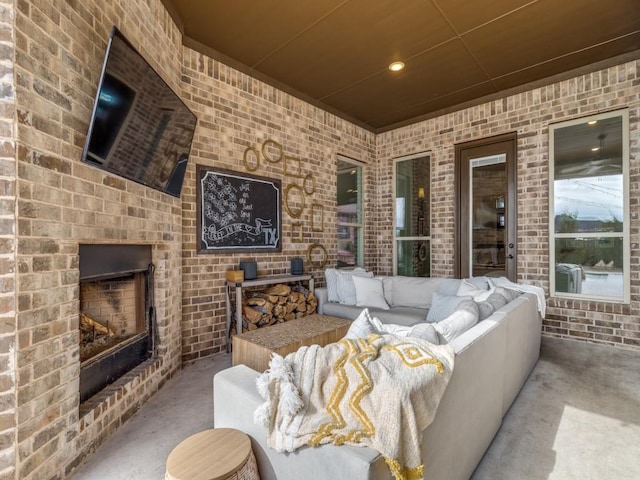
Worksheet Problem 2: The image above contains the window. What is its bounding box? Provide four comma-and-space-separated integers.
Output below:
549, 109, 629, 302
394, 153, 430, 276
337, 156, 363, 268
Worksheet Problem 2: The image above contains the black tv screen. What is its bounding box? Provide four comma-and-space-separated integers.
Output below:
82, 27, 197, 197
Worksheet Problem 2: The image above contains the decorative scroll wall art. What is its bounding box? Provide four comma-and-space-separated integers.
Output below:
197, 165, 282, 253
242, 138, 329, 265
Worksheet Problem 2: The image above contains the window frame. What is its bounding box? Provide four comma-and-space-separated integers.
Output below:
336, 155, 364, 268
392, 152, 431, 276
548, 109, 630, 303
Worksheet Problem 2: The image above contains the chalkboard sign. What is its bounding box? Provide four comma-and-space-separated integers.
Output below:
197, 166, 282, 253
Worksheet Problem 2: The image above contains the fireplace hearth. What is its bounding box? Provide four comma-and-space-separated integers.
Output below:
79, 244, 155, 403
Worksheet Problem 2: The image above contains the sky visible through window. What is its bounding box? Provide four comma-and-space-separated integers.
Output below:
555, 174, 623, 222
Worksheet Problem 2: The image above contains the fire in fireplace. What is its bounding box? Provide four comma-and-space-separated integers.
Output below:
78, 244, 156, 403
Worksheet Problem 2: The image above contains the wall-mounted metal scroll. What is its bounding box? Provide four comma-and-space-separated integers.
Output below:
197, 165, 282, 253
303, 173, 315, 195
284, 183, 305, 218
291, 222, 304, 243
243, 146, 260, 172
262, 139, 283, 163
307, 243, 328, 269
284, 156, 303, 178
311, 202, 324, 232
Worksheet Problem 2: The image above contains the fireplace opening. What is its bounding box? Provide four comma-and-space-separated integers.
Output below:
79, 244, 156, 403
80, 272, 147, 362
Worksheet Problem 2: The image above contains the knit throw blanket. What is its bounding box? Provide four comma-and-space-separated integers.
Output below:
254, 333, 455, 480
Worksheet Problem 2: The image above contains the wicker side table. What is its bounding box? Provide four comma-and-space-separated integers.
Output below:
165, 428, 259, 480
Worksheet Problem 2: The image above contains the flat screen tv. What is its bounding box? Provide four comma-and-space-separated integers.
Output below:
82, 26, 197, 197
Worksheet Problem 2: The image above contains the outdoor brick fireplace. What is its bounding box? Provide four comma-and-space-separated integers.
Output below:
78, 244, 156, 403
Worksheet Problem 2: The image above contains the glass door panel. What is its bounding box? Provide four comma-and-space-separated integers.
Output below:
456, 133, 517, 281
470, 155, 507, 277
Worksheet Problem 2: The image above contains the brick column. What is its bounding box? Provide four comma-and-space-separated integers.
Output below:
0, 1, 16, 479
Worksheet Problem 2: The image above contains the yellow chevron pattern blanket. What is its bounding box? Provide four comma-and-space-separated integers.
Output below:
254, 333, 455, 480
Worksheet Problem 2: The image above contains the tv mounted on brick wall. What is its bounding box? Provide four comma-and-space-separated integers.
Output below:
82, 26, 197, 197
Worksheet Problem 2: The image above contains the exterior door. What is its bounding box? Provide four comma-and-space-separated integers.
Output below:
455, 133, 517, 281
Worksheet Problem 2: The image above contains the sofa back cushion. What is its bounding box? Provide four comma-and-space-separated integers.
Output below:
382, 276, 442, 309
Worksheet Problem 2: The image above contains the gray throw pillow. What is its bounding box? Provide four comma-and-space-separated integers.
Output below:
495, 286, 521, 303
325, 268, 339, 302
475, 300, 495, 321
486, 292, 508, 312
409, 323, 440, 345
433, 299, 479, 342
336, 269, 374, 305
426, 293, 471, 323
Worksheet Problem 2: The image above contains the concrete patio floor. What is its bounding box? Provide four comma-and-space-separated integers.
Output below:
70, 336, 640, 480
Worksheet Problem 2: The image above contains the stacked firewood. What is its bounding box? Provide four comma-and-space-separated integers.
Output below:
240, 283, 317, 332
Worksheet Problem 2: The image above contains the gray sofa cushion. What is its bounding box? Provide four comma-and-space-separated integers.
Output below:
321, 302, 427, 327
382, 276, 441, 309
322, 302, 368, 320
370, 306, 427, 326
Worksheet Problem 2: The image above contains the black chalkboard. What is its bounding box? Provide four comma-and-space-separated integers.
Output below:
197, 166, 282, 253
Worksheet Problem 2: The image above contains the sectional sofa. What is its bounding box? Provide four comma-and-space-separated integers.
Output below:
214, 275, 544, 480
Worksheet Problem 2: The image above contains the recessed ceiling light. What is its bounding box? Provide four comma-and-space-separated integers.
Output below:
588, 120, 597, 125
388, 61, 405, 72
591, 146, 600, 151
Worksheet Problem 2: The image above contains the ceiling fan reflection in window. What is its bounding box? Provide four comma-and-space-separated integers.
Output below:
556, 133, 622, 179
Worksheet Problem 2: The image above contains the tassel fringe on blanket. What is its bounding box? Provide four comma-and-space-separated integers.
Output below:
254, 333, 455, 480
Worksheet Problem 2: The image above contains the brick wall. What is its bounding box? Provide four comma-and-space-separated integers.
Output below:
0, 0, 16, 478
4, 0, 640, 477
179, 48, 376, 361
11, 1, 185, 478
377, 59, 640, 349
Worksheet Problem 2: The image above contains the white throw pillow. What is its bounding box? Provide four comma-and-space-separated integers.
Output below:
433, 300, 479, 342
353, 276, 390, 310
343, 308, 378, 339
456, 279, 494, 302
343, 311, 439, 345
336, 269, 373, 305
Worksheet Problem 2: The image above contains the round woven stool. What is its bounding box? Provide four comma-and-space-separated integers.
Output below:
165, 428, 259, 480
